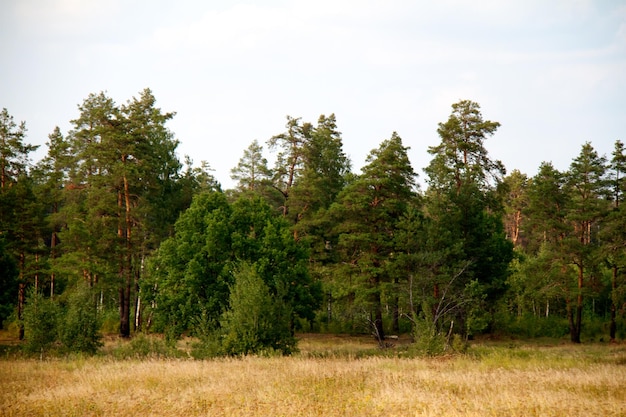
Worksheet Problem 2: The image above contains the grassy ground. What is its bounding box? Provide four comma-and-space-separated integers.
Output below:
1, 333, 625, 416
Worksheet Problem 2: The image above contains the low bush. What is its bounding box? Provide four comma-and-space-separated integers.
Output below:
58, 286, 102, 355
110, 333, 183, 359
22, 290, 60, 355
496, 313, 569, 339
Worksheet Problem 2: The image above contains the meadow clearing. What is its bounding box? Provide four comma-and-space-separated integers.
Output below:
1, 334, 625, 417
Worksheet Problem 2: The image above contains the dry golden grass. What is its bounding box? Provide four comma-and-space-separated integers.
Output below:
1, 334, 625, 417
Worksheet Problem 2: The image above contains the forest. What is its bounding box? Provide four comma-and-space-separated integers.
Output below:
1, 88, 624, 356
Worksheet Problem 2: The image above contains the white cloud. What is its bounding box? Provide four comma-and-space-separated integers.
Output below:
1, 0, 623, 188
13, 0, 121, 36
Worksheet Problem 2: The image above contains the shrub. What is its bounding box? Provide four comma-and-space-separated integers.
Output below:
111, 333, 182, 359
58, 285, 102, 355
190, 335, 223, 359
498, 313, 569, 339
220, 262, 296, 356
22, 289, 60, 355
99, 308, 120, 334
408, 304, 448, 356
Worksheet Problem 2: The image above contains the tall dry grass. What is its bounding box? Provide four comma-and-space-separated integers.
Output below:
1, 335, 625, 417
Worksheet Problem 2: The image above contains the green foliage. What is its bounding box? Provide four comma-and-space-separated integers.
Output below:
110, 333, 183, 359
144, 192, 321, 342
0, 238, 18, 326
220, 262, 296, 356
23, 285, 103, 356
7, 97, 626, 349
189, 335, 224, 359
230, 139, 273, 193
49, 89, 190, 338
425, 99, 504, 192
22, 289, 60, 354
409, 311, 447, 356
496, 313, 574, 339
330, 132, 418, 340
143, 191, 232, 338
407, 302, 468, 356
99, 308, 121, 334
420, 101, 513, 336
58, 285, 102, 354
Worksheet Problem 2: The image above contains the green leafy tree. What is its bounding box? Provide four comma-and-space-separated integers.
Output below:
229, 197, 321, 327
144, 192, 233, 338
144, 192, 321, 342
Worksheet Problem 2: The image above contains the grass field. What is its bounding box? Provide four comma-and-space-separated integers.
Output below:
1, 333, 625, 416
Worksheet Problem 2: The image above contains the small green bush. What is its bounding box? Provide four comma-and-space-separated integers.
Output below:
22, 289, 60, 355
497, 313, 569, 339
99, 308, 120, 334
111, 333, 183, 359
220, 263, 296, 356
190, 334, 223, 359
408, 305, 448, 356
58, 286, 102, 355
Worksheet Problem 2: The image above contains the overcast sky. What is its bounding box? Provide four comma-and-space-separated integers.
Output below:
1, 0, 624, 189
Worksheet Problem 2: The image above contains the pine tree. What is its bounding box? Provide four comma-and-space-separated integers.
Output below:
423, 100, 512, 335
425, 100, 504, 193
57, 89, 184, 337
331, 132, 417, 342
230, 139, 272, 192
601, 140, 626, 341
267, 116, 312, 217
0, 108, 40, 339
563, 143, 608, 343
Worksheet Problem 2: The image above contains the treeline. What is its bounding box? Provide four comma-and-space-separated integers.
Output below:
0, 91, 624, 356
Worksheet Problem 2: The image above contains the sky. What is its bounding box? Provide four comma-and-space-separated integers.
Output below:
1, 0, 625, 189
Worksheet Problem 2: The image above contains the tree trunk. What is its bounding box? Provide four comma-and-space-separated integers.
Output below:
119, 286, 130, 338
572, 265, 584, 343
610, 265, 617, 342
566, 297, 579, 343
119, 173, 133, 338
372, 290, 385, 345
50, 223, 58, 299
134, 272, 141, 332
392, 294, 399, 333
17, 282, 25, 340
17, 251, 26, 340
572, 303, 582, 344
512, 209, 521, 247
